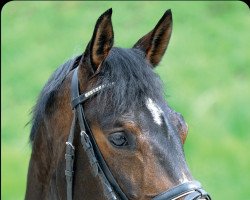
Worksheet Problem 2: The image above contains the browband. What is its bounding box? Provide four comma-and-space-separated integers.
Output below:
71, 82, 114, 108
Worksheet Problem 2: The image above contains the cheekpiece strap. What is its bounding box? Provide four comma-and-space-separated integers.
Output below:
66, 67, 118, 200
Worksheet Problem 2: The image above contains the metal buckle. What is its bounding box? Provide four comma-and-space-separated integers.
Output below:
80, 130, 87, 137
66, 141, 75, 150
80, 131, 92, 149
80, 131, 89, 143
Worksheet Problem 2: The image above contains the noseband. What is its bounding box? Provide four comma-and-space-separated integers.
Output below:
65, 66, 212, 200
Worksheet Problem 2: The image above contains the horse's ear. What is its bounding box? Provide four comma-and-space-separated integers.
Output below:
80, 8, 114, 75
133, 9, 172, 67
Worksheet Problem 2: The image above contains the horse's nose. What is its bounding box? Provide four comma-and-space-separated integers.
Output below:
152, 181, 211, 200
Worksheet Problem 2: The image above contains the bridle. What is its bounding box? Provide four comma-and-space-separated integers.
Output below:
65, 64, 212, 200
65, 66, 212, 200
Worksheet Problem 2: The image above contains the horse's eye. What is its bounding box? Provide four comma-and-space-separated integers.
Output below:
108, 132, 128, 147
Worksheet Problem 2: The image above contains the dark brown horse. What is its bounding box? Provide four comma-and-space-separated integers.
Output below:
25, 9, 211, 200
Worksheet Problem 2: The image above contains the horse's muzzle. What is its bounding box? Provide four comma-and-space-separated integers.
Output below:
152, 181, 211, 200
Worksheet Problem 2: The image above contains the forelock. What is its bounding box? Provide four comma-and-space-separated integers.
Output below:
87, 47, 165, 124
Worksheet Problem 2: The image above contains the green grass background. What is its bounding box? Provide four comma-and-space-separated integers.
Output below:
1, 1, 250, 199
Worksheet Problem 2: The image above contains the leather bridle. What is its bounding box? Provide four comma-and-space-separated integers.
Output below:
65, 66, 212, 200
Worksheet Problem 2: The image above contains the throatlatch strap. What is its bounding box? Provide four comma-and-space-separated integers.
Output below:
65, 111, 76, 200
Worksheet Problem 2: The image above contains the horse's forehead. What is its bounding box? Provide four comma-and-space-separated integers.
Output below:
145, 98, 164, 126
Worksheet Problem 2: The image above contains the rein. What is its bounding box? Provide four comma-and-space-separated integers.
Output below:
65, 66, 212, 200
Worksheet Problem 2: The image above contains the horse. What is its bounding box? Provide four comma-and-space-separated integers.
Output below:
25, 8, 211, 200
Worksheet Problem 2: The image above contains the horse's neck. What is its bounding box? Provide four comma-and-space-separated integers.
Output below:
25, 120, 52, 199
26, 112, 70, 199
51, 126, 107, 199
26, 81, 73, 199
47, 82, 105, 200
26, 75, 107, 199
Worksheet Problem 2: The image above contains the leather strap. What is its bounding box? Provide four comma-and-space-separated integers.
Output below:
65, 111, 76, 200
71, 83, 114, 108
152, 181, 211, 200
184, 188, 211, 200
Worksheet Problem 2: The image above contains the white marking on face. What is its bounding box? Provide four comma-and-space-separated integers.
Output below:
179, 171, 189, 183
146, 98, 163, 125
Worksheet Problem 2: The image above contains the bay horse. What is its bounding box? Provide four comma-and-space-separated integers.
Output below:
25, 8, 211, 200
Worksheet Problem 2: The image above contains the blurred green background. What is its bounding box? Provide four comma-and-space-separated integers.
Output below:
1, 1, 250, 199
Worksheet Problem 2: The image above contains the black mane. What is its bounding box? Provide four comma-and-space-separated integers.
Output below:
29, 56, 80, 142
30, 48, 164, 141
